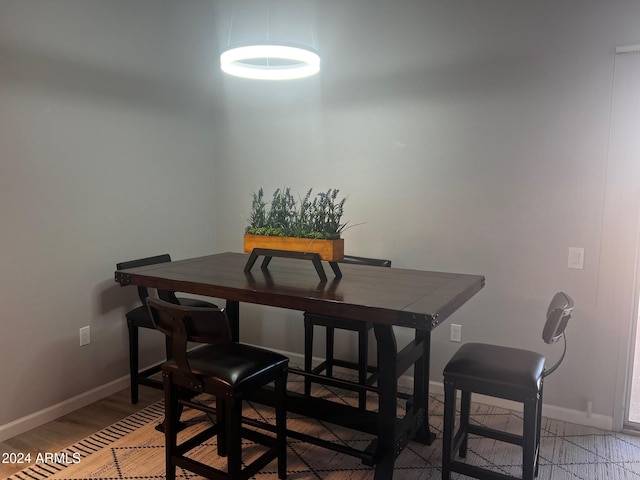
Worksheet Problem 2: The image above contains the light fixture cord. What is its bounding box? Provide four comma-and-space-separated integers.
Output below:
308, 0, 316, 49
266, 0, 271, 68
266, 0, 271, 41
226, 12, 234, 48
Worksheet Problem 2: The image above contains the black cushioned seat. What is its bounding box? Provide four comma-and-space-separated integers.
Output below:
303, 255, 391, 410
442, 292, 574, 480
117, 254, 218, 404
444, 343, 546, 397
174, 343, 288, 391
148, 297, 289, 480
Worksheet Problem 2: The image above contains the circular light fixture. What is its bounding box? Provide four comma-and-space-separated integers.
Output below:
220, 44, 320, 81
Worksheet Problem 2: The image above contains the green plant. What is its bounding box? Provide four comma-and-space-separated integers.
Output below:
248, 188, 268, 230
245, 187, 348, 240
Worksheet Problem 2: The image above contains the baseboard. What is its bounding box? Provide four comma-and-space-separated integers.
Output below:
295, 349, 615, 431
0, 348, 216, 443
427, 381, 613, 431
541, 403, 613, 431
0, 376, 130, 442
1, 350, 615, 443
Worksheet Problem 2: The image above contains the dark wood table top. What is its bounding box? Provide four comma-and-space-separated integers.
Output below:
115, 252, 485, 330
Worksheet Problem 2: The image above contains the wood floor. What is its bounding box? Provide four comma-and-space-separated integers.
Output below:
0, 386, 164, 478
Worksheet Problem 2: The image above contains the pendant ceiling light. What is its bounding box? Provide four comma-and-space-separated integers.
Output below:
220, 1, 320, 81
220, 44, 320, 80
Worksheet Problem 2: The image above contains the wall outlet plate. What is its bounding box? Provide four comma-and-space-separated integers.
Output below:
450, 324, 462, 342
79, 326, 90, 346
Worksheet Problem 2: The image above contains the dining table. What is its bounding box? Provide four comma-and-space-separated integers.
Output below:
114, 251, 485, 479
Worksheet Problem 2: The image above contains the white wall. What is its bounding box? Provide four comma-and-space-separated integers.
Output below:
212, 0, 640, 425
0, 0, 218, 431
4, 0, 640, 436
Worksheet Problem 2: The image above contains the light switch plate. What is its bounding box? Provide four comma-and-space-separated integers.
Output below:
568, 247, 585, 269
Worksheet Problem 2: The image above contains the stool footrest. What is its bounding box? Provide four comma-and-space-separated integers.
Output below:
137, 376, 162, 390
449, 460, 521, 480
175, 425, 221, 456
312, 359, 378, 380
468, 424, 524, 446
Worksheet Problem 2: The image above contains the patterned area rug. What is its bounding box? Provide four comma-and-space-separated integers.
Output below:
8, 377, 640, 479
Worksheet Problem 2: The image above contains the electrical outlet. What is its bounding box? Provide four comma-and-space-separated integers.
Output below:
450, 324, 462, 342
79, 326, 91, 346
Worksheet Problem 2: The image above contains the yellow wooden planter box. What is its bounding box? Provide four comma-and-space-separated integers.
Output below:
243, 234, 344, 262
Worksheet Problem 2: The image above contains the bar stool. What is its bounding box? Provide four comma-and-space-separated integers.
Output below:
147, 297, 289, 480
442, 292, 574, 480
303, 255, 391, 409
117, 254, 218, 404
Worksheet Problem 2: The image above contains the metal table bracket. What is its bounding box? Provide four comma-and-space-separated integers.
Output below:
244, 248, 342, 282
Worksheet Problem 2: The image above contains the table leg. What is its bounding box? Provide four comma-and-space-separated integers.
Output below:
225, 300, 240, 342
373, 324, 398, 480
412, 329, 435, 444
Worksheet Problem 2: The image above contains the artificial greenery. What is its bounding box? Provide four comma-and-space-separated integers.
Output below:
246, 187, 348, 240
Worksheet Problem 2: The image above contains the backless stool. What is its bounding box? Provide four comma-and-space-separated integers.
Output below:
303, 255, 391, 409
117, 254, 218, 404
442, 292, 574, 480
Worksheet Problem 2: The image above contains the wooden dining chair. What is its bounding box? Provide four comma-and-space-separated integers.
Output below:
442, 292, 574, 480
303, 255, 391, 409
116, 254, 218, 404
147, 297, 289, 480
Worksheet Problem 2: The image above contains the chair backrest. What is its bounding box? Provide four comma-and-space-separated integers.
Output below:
146, 297, 230, 389
340, 255, 392, 268
542, 292, 574, 344
116, 254, 179, 304
541, 292, 574, 377
146, 297, 231, 344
